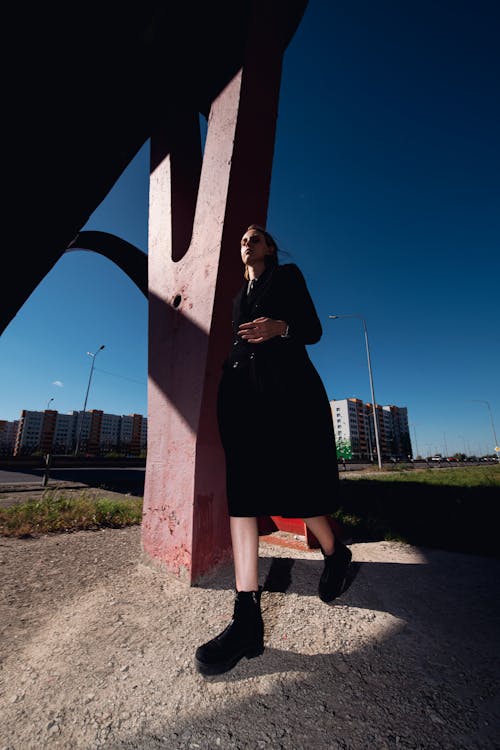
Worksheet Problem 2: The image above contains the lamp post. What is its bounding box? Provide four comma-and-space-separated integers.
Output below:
329, 314, 382, 469
46, 397, 54, 410
74, 345, 105, 455
472, 399, 499, 461
411, 423, 419, 459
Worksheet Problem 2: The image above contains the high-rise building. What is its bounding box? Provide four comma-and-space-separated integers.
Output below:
330, 398, 412, 460
119, 414, 146, 455
383, 404, 411, 457
0, 419, 19, 455
100, 412, 122, 449
53, 412, 77, 453
14, 410, 45, 455
11, 409, 148, 456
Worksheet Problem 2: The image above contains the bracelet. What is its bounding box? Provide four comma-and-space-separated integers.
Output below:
280, 324, 290, 339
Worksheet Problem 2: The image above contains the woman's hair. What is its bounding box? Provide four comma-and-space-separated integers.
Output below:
243, 224, 280, 280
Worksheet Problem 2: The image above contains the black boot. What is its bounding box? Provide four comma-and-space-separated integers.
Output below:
194, 589, 264, 676
318, 539, 352, 603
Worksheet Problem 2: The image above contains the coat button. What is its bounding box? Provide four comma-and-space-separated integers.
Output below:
233, 361, 239, 368
249, 353, 255, 360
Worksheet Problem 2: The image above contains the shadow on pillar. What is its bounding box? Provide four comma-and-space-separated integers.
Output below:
143, 0, 309, 585
1, 1, 310, 586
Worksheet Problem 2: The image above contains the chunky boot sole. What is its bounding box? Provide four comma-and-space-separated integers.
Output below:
195, 590, 264, 676
319, 574, 349, 603
318, 545, 352, 603
195, 643, 264, 676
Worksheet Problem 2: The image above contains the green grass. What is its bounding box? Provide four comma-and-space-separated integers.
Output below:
335, 465, 500, 556
0, 490, 143, 537
347, 464, 500, 487
2, 466, 498, 557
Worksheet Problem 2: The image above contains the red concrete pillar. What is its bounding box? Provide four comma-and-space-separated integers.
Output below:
142, 3, 302, 584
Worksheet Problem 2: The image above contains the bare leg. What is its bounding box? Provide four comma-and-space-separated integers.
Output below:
230, 516, 259, 591
195, 516, 263, 675
303, 515, 335, 555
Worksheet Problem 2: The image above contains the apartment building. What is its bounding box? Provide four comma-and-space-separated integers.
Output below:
120, 414, 146, 456
383, 404, 411, 457
11, 409, 147, 456
100, 413, 122, 449
54, 412, 78, 453
332, 398, 370, 458
0, 419, 20, 455
14, 410, 45, 455
330, 398, 411, 460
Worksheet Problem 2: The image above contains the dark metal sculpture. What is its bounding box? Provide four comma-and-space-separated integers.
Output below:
66, 232, 148, 298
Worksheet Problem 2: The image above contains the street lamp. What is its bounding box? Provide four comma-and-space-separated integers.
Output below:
472, 399, 499, 461
411, 423, 419, 459
46, 397, 54, 409
74, 345, 105, 455
329, 314, 382, 469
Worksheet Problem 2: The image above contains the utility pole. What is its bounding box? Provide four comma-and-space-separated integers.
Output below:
75, 345, 105, 455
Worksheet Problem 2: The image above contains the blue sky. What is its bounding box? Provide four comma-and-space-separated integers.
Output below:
1, 0, 499, 458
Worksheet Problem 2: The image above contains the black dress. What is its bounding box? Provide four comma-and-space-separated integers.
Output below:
217, 262, 339, 518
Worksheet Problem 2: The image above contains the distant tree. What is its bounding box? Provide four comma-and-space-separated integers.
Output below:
336, 439, 352, 461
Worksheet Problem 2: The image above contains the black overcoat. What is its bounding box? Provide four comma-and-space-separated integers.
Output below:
217, 262, 339, 518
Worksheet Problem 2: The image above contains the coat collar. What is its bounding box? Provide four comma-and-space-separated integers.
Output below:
233, 265, 276, 323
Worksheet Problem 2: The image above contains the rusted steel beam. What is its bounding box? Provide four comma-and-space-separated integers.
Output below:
143, 1, 308, 583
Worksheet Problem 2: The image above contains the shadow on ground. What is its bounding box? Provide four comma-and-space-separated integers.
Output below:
106, 544, 499, 749
336, 478, 499, 558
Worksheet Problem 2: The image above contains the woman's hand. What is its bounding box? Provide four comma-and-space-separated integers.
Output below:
238, 317, 287, 344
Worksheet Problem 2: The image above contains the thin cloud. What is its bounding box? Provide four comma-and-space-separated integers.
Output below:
52, 380, 64, 388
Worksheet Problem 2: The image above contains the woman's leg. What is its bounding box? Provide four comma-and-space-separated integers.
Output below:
194, 515, 263, 676
230, 516, 260, 591
303, 515, 352, 603
303, 515, 335, 555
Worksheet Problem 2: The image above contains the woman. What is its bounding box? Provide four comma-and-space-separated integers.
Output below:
194, 225, 351, 676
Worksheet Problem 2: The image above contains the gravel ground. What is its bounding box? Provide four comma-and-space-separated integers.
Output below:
0, 524, 499, 750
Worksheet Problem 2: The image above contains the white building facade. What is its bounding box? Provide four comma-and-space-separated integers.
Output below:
14, 411, 44, 454
11, 409, 148, 456
330, 398, 412, 460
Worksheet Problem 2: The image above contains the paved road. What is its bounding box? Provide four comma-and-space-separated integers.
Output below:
0, 460, 483, 488
0, 463, 380, 487
0, 466, 146, 494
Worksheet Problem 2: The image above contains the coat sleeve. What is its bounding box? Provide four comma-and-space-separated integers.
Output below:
280, 264, 322, 345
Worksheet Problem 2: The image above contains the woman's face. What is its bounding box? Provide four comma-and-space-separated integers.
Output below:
240, 230, 273, 267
